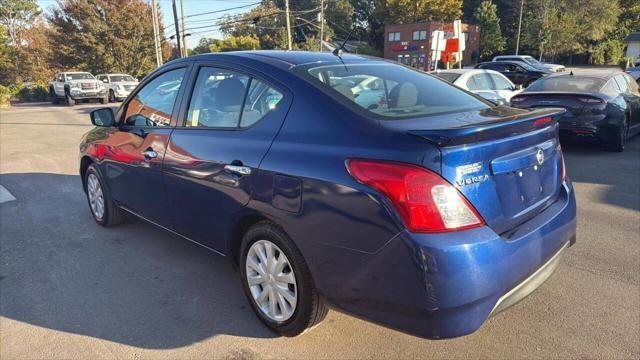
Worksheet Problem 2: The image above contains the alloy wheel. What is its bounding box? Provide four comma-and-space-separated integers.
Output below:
245, 240, 298, 322
87, 173, 105, 221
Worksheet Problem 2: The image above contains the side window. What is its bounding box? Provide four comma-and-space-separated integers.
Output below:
185, 67, 283, 129
467, 74, 492, 90
490, 74, 513, 90
625, 74, 639, 94
123, 67, 186, 127
58, 74, 65, 82
186, 67, 249, 128
241, 78, 284, 127
614, 75, 629, 93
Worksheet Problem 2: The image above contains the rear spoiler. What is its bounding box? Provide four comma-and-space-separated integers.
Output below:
408, 108, 565, 146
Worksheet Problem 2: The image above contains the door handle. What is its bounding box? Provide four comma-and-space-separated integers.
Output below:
224, 164, 251, 175
142, 149, 158, 160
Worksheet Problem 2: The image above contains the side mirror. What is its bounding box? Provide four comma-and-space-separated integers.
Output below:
90, 108, 116, 127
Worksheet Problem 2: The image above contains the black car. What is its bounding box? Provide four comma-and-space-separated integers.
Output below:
475, 61, 551, 87
510, 71, 640, 151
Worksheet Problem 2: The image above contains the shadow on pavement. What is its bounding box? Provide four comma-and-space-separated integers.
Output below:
560, 135, 640, 212
0, 172, 276, 349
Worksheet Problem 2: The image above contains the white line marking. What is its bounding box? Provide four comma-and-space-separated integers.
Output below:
0, 185, 16, 203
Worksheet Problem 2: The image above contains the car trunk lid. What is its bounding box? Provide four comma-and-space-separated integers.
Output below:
381, 106, 566, 234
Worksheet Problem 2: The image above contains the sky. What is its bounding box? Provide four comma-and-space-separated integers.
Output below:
36, 0, 258, 48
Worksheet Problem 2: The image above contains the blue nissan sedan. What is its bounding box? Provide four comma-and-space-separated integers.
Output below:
80, 51, 577, 339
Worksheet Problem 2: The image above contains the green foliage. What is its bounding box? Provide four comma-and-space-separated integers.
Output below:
0, 0, 40, 44
0, 84, 12, 106
208, 35, 260, 52
376, 0, 463, 24
592, 39, 626, 65
15, 83, 49, 102
354, 44, 383, 57
474, 0, 505, 60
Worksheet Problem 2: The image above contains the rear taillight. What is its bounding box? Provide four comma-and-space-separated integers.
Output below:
346, 159, 484, 233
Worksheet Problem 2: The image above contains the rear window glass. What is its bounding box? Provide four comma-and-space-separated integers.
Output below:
294, 63, 489, 119
433, 72, 461, 83
109, 75, 135, 82
527, 76, 605, 92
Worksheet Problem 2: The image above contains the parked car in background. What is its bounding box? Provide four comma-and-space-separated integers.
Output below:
433, 69, 522, 105
49, 72, 108, 106
96, 74, 139, 102
475, 61, 551, 87
493, 55, 565, 73
510, 71, 640, 151
626, 67, 640, 85
80, 51, 576, 339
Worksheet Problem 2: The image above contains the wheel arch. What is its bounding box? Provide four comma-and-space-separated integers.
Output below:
229, 212, 270, 265
79, 155, 94, 192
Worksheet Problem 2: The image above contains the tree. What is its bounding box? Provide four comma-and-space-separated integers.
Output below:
209, 35, 260, 52
47, 0, 167, 78
374, 0, 463, 25
474, 0, 505, 60
0, 0, 40, 45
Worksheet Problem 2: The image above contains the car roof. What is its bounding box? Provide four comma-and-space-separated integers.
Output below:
435, 68, 500, 75
172, 50, 383, 69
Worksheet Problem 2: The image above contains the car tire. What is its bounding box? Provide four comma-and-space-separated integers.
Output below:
609, 115, 629, 152
66, 93, 75, 106
109, 90, 116, 103
239, 221, 328, 337
84, 164, 126, 227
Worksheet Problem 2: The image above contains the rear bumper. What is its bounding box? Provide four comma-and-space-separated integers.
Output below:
316, 181, 577, 339
558, 115, 622, 143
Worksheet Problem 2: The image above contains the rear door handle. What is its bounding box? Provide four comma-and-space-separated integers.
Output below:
224, 164, 251, 175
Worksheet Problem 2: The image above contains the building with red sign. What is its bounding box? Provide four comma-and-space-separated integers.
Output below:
383, 21, 480, 70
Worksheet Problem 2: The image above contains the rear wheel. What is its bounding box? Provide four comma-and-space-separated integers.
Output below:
239, 221, 328, 336
609, 116, 629, 152
84, 164, 126, 227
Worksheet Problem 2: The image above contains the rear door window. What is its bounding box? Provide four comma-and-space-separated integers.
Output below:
185, 67, 284, 128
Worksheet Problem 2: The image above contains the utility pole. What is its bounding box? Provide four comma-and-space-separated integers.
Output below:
285, 0, 292, 50
151, 0, 162, 67
515, 0, 524, 55
180, 0, 187, 57
319, 0, 324, 52
172, 0, 182, 58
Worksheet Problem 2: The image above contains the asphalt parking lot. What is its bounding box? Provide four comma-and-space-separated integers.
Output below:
0, 101, 638, 359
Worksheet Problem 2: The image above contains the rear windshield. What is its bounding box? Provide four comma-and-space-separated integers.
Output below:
434, 72, 462, 83
66, 73, 94, 80
294, 63, 489, 119
527, 76, 605, 92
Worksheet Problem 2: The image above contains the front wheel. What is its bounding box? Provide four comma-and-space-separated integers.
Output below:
84, 164, 126, 227
239, 221, 328, 337
66, 93, 75, 106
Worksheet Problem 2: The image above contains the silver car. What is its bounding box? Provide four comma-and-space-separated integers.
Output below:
96, 74, 139, 102
432, 69, 523, 106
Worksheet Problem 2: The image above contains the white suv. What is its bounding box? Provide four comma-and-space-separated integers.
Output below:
492, 55, 565, 73
49, 72, 108, 106
96, 74, 139, 102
